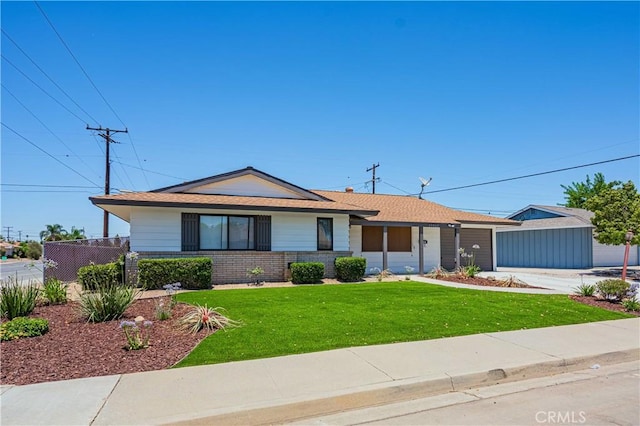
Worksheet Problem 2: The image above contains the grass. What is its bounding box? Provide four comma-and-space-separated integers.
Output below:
174, 281, 632, 368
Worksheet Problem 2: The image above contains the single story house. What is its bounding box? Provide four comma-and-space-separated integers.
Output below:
90, 167, 517, 283
497, 205, 640, 269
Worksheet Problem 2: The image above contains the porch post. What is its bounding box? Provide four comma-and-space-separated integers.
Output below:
454, 227, 461, 269
418, 225, 424, 275
382, 225, 388, 271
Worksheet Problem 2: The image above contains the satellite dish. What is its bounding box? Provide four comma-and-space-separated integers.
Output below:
418, 177, 432, 199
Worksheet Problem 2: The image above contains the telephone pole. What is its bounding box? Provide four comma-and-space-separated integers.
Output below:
3, 226, 13, 241
366, 163, 380, 194
87, 126, 128, 238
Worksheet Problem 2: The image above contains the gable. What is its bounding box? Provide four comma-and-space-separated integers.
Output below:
183, 174, 307, 199
510, 207, 563, 221
152, 167, 325, 201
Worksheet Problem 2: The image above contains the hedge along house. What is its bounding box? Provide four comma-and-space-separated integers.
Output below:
496, 205, 640, 269
90, 167, 517, 284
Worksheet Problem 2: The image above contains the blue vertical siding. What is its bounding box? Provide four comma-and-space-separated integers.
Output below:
497, 228, 593, 269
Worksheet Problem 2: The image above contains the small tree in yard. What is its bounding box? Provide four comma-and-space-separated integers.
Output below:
584, 181, 640, 246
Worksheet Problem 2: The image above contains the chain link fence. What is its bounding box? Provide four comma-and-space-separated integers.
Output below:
44, 237, 130, 283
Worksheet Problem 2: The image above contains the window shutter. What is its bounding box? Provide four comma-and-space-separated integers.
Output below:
255, 215, 271, 251
182, 213, 199, 251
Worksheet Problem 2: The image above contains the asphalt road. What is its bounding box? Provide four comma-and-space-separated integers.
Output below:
299, 361, 640, 426
0, 259, 44, 282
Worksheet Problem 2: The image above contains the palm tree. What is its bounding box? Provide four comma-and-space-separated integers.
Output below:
65, 227, 86, 240
40, 224, 67, 242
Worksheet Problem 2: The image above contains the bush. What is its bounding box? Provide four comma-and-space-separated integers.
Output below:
290, 262, 324, 284
0, 276, 40, 319
42, 278, 68, 305
622, 297, 640, 312
573, 283, 597, 297
335, 257, 366, 282
25, 241, 42, 260
77, 283, 139, 322
0, 317, 49, 341
596, 279, 630, 302
77, 262, 122, 290
137, 258, 212, 290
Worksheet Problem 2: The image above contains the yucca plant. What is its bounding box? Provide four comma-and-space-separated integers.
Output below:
178, 304, 241, 334
573, 283, 597, 297
0, 275, 40, 320
77, 282, 139, 323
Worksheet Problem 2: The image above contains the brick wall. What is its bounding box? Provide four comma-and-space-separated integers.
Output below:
136, 250, 352, 284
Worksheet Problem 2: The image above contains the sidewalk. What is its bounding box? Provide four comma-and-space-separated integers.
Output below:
1, 318, 638, 426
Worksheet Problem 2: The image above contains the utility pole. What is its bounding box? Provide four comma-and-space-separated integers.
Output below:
86, 125, 128, 238
366, 163, 380, 194
3, 226, 13, 241
17, 230, 22, 241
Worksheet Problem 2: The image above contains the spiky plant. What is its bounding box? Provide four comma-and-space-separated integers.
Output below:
178, 304, 241, 334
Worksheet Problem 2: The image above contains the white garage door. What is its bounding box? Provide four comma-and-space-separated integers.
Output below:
592, 240, 639, 267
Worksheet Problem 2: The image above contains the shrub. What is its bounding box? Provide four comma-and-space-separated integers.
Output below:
0, 276, 40, 319
77, 283, 139, 323
0, 317, 49, 341
42, 278, 68, 305
137, 258, 212, 290
596, 279, 630, 302
369, 267, 394, 282
335, 257, 366, 282
290, 262, 324, 284
574, 283, 597, 297
77, 263, 121, 291
178, 304, 241, 334
25, 241, 42, 260
621, 297, 640, 312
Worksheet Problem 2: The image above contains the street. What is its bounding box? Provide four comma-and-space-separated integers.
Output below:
297, 361, 640, 426
0, 259, 44, 282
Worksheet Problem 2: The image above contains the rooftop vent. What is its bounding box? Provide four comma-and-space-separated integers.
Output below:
345, 187, 354, 193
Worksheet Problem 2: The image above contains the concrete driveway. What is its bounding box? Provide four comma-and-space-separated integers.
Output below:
479, 267, 640, 294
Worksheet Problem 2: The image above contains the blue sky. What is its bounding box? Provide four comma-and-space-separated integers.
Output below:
2, 1, 639, 240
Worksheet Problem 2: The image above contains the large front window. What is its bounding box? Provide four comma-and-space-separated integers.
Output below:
200, 215, 255, 250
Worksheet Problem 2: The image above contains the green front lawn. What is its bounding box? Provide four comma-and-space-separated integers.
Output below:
174, 281, 631, 368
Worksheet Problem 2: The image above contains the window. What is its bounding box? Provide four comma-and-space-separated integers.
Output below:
317, 218, 333, 250
362, 226, 383, 252
361, 226, 411, 252
200, 215, 255, 250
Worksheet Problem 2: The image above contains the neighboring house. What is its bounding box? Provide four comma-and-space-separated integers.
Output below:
90, 167, 517, 283
497, 205, 640, 269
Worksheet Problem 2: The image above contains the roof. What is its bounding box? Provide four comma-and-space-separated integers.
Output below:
90, 192, 378, 222
499, 204, 594, 232
313, 190, 518, 226
90, 166, 518, 227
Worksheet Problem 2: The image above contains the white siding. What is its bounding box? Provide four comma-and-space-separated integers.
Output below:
129, 206, 349, 252
185, 175, 305, 199
130, 207, 182, 252
593, 241, 639, 267
349, 225, 440, 274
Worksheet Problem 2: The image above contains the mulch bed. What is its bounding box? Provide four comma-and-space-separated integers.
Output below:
569, 295, 640, 317
435, 274, 545, 289
0, 298, 206, 386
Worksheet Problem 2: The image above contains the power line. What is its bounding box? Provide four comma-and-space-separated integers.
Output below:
2, 190, 97, 193
1, 28, 99, 125
2, 122, 101, 188
34, 1, 150, 188
423, 154, 640, 195
1, 55, 87, 124
2, 83, 101, 179
109, 143, 136, 189
1, 183, 100, 188
112, 160, 187, 180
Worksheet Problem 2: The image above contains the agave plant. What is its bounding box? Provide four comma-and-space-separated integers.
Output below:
178, 304, 241, 334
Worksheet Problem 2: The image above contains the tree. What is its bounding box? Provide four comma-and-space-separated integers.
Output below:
584, 181, 640, 246
64, 227, 86, 240
560, 173, 620, 209
39, 224, 67, 242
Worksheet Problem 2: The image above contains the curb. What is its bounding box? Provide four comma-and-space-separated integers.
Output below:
167, 348, 639, 426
